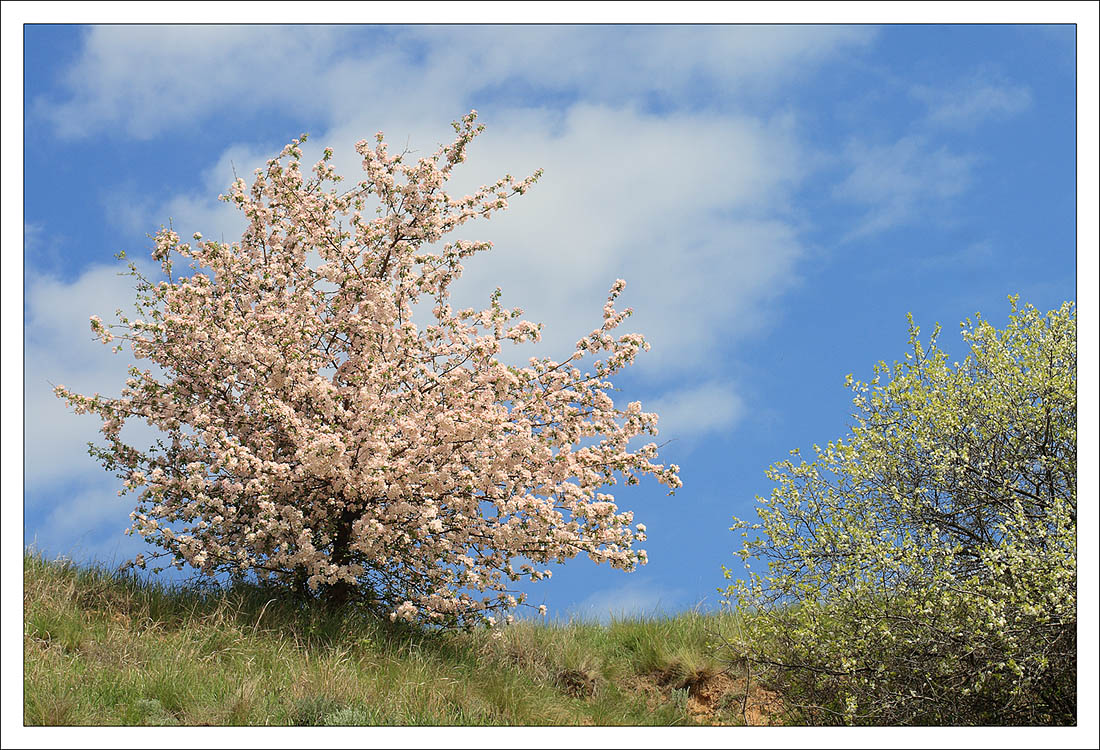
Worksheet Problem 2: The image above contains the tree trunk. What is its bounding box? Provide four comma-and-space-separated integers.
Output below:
324, 507, 357, 607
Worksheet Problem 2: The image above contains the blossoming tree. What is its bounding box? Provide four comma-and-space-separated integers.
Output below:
722, 299, 1076, 724
56, 112, 681, 628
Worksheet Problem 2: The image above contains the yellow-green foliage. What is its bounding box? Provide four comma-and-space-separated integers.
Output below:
24, 553, 747, 727
723, 298, 1076, 725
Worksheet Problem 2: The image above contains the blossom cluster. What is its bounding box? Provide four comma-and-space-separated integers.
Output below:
57, 112, 681, 628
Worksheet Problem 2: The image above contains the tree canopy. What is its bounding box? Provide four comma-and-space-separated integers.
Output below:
57, 113, 680, 628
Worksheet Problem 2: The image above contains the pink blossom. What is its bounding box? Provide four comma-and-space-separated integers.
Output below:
55, 112, 679, 628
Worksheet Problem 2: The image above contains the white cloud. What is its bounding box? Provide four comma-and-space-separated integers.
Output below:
27, 481, 146, 567
103, 139, 278, 247
34, 25, 875, 140
834, 135, 976, 239
24, 264, 159, 492
644, 381, 746, 441
912, 74, 1032, 130
23, 221, 43, 253
400, 25, 875, 111
36, 25, 349, 140
568, 578, 688, 623
909, 239, 996, 273
24, 259, 170, 563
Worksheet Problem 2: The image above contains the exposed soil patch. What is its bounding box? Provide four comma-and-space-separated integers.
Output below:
636, 669, 783, 725
685, 671, 782, 726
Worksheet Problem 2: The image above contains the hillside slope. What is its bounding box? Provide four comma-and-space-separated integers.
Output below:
23, 554, 777, 727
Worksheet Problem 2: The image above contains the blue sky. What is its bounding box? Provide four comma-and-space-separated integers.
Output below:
12, 22, 1091, 625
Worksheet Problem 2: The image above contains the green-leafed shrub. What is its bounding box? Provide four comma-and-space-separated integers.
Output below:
724, 299, 1076, 725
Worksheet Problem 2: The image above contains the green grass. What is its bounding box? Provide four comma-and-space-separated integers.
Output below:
22, 552, 772, 727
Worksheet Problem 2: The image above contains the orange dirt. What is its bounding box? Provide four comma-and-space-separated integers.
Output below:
626, 670, 783, 726
685, 671, 783, 726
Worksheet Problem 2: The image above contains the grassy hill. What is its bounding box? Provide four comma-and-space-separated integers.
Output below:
23, 553, 778, 727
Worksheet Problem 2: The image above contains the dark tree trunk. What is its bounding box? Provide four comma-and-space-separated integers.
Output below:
324, 506, 358, 607
294, 569, 312, 602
